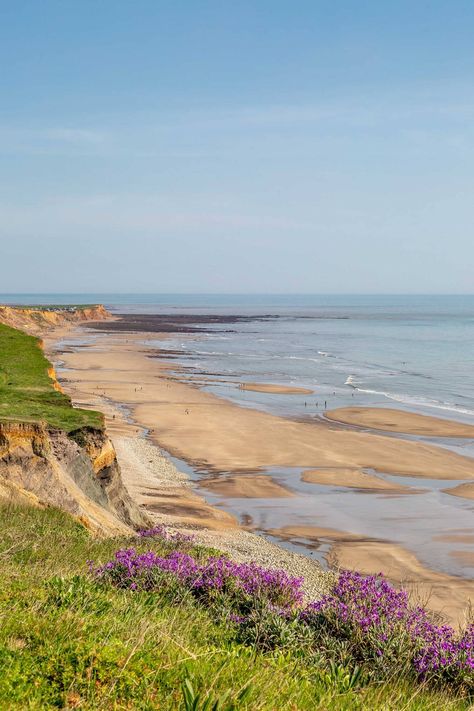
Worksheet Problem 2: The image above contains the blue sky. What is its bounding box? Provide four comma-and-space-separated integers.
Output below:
1, 1, 473, 293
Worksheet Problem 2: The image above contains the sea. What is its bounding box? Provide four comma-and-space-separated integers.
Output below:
3, 293, 474, 578
3, 293, 474, 425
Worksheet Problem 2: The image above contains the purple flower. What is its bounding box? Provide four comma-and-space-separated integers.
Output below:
138, 525, 195, 544
300, 570, 474, 686
89, 537, 474, 691
91, 547, 303, 611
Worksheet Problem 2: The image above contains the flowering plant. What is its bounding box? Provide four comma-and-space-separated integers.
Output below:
92, 547, 304, 612
91, 538, 474, 691
301, 570, 474, 688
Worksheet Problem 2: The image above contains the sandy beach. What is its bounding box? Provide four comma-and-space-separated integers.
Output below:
46, 323, 474, 623
444, 482, 474, 501
199, 474, 294, 498
54, 333, 474, 479
325, 406, 474, 437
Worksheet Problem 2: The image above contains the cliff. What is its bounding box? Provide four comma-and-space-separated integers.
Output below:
0, 420, 149, 536
0, 303, 110, 335
0, 309, 150, 536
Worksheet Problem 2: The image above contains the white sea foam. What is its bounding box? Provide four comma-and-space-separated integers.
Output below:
356, 388, 474, 417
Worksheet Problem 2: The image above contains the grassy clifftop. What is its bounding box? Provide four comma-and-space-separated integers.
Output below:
0, 322, 103, 432
0, 504, 467, 711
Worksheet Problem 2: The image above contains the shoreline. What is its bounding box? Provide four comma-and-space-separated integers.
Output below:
45, 322, 474, 623
325, 406, 474, 438
44, 325, 333, 602
113, 435, 332, 601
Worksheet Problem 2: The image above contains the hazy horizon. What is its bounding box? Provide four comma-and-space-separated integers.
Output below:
1, 291, 473, 298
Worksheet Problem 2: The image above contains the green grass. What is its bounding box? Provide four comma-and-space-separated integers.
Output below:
0, 504, 469, 710
0, 322, 103, 432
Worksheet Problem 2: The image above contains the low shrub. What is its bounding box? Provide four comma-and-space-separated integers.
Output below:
301, 570, 474, 691
92, 548, 304, 613
93, 548, 474, 695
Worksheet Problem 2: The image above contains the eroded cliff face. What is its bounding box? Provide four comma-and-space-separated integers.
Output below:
0, 304, 110, 335
0, 305, 150, 536
0, 421, 150, 536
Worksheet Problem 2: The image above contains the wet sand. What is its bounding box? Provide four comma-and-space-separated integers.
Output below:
444, 482, 474, 501
301, 467, 417, 492
240, 382, 314, 395
434, 533, 474, 544
450, 551, 474, 568
326, 406, 474, 438
271, 525, 474, 624
270, 525, 366, 544
199, 474, 294, 498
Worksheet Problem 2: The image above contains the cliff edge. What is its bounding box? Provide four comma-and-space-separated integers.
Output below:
0, 308, 150, 536
0, 303, 110, 335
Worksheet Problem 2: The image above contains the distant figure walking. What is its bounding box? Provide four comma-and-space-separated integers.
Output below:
324, 400, 327, 408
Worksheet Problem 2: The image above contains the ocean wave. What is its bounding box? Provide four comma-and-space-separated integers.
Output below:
356, 388, 474, 417
285, 355, 324, 363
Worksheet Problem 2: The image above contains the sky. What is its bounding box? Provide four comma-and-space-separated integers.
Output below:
1, 1, 473, 294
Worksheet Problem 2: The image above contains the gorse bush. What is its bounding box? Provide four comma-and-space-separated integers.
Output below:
93, 542, 474, 695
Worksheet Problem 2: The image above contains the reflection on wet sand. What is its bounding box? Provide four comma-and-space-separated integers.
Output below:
239, 382, 314, 395
301, 467, 418, 492
199, 474, 294, 498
